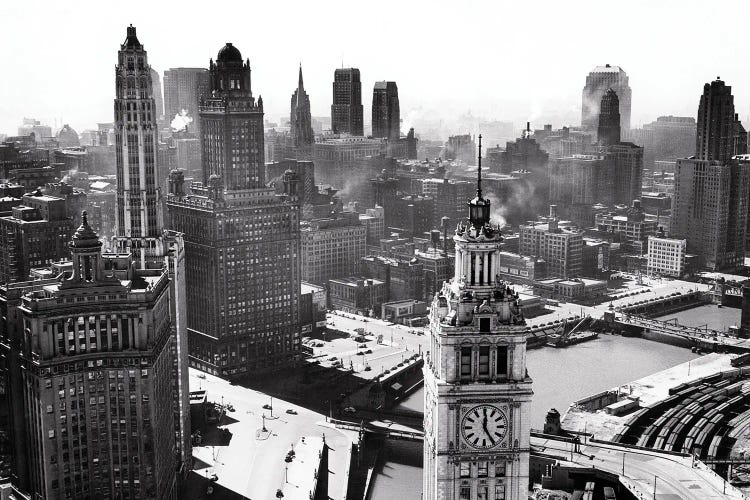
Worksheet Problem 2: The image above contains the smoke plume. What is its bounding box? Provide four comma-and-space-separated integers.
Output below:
171, 109, 193, 132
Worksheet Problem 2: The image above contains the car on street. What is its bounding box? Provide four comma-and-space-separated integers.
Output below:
262, 404, 272, 410
343, 407, 356, 414
285, 409, 298, 415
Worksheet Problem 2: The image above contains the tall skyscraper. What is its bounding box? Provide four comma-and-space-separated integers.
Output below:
696, 78, 740, 163
167, 43, 302, 376
150, 67, 164, 121
423, 137, 532, 499
114, 25, 162, 243
597, 88, 621, 146
331, 68, 363, 135
671, 78, 750, 271
163, 67, 210, 132
372, 81, 400, 140
290, 65, 314, 148
582, 64, 632, 132
1, 214, 178, 498
113, 25, 191, 476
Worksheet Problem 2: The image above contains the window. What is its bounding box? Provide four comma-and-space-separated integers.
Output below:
478, 486, 488, 500
495, 462, 506, 477
460, 347, 472, 378
459, 461, 470, 478
495, 485, 506, 500
497, 346, 508, 377
460, 487, 471, 500
480, 317, 490, 332
478, 461, 488, 477
479, 347, 490, 376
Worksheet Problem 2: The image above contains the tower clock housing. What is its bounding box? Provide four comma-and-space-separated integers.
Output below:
423, 136, 532, 500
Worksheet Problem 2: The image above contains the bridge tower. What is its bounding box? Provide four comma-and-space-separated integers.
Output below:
423, 135, 532, 500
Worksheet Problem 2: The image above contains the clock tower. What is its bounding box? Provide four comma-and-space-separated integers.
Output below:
423, 136, 532, 500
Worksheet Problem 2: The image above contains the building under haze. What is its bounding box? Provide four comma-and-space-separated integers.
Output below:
290, 65, 314, 150
150, 67, 164, 122
331, 68, 363, 136
582, 64, 631, 132
167, 42, 302, 376
671, 78, 750, 271
1, 214, 179, 499
372, 81, 400, 140
163, 67, 210, 134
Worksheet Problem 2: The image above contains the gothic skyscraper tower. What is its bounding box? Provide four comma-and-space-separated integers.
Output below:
290, 65, 314, 148
114, 25, 162, 243
423, 136, 532, 500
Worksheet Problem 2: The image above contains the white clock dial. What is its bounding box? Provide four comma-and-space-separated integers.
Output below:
461, 405, 507, 449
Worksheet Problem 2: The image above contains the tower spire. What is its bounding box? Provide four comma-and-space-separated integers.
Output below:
477, 134, 483, 200
298, 63, 304, 89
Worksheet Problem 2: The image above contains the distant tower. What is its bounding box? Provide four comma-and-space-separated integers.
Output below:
331, 68, 363, 135
372, 81, 400, 140
582, 64, 632, 132
290, 65, 314, 147
423, 135, 532, 500
114, 25, 162, 240
597, 88, 621, 146
202, 43, 265, 190
696, 77, 737, 163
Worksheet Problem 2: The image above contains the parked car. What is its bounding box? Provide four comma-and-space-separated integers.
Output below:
286, 409, 298, 415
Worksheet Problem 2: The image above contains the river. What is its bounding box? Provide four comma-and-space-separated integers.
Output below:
366, 304, 734, 500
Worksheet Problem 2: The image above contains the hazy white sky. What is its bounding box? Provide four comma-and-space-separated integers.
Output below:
1, 0, 749, 137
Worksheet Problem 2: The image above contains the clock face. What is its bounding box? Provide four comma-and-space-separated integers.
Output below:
461, 405, 508, 449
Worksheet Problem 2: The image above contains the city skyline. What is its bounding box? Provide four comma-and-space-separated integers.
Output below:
2, 0, 750, 138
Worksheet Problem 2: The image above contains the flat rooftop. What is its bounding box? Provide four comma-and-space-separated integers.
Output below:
189, 368, 355, 500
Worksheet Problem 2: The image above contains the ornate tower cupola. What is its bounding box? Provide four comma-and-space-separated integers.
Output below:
64, 211, 105, 286
469, 134, 491, 229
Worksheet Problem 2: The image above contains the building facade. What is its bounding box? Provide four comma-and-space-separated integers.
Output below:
647, 234, 686, 277
372, 81, 400, 140
519, 208, 583, 279
423, 147, 531, 499
166, 43, 301, 376
2, 215, 178, 499
300, 212, 366, 285
331, 68, 363, 136
0, 194, 73, 284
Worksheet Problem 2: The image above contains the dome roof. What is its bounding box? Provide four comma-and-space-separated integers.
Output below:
57, 124, 80, 147
217, 42, 242, 63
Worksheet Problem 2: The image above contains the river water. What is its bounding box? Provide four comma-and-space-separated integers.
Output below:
367, 303, 732, 500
